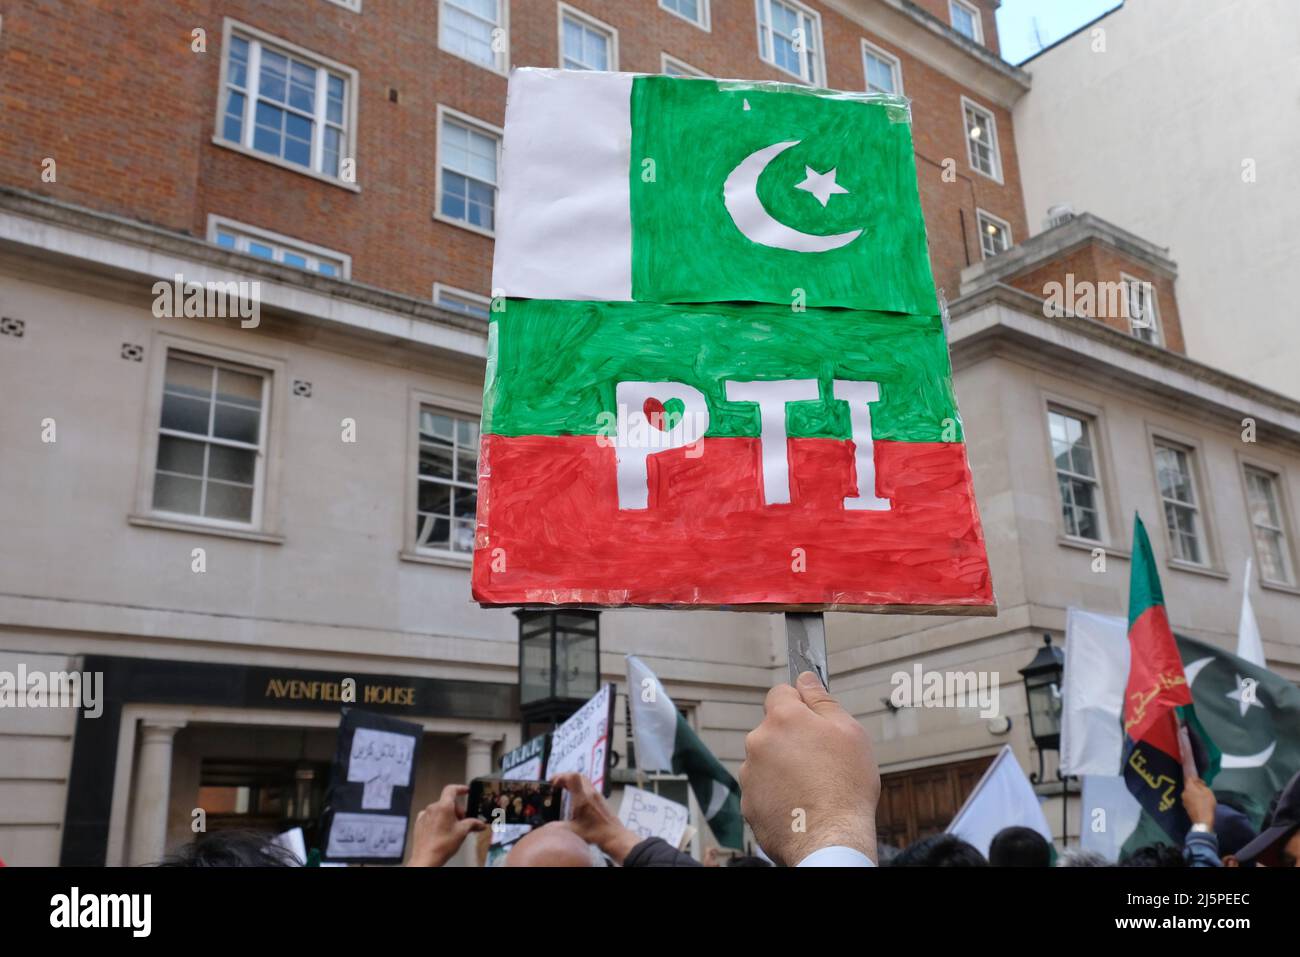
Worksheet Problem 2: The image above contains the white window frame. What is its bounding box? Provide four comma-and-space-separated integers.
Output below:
207, 215, 351, 279
131, 335, 288, 541
557, 3, 619, 72
755, 0, 825, 86
962, 95, 1002, 183
661, 53, 710, 77
1151, 436, 1211, 568
433, 282, 492, 320
976, 208, 1011, 260
439, 0, 510, 75
324, 0, 362, 11
214, 20, 360, 190
1121, 272, 1162, 346
949, 0, 983, 44
434, 105, 503, 239
402, 390, 483, 566
659, 0, 710, 32
1240, 462, 1297, 587
1047, 406, 1108, 545
861, 39, 902, 96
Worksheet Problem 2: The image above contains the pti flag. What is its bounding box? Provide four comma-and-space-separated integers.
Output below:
474, 70, 993, 610
626, 655, 744, 848
1121, 515, 1218, 842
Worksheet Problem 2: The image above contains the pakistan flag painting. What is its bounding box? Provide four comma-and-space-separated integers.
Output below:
473, 69, 994, 611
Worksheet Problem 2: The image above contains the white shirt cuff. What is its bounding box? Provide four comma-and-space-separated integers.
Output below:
796, 846, 876, 867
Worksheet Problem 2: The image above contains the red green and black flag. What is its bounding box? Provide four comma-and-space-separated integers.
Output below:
472, 69, 993, 612
1122, 514, 1220, 841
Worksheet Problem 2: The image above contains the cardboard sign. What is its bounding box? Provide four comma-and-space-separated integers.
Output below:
320, 708, 421, 864
472, 69, 993, 614
544, 684, 616, 795
618, 786, 690, 848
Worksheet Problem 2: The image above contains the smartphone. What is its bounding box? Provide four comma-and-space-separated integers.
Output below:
466, 776, 562, 827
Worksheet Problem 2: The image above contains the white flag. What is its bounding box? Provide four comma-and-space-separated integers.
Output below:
947, 745, 1052, 856
1237, 559, 1266, 667
1060, 608, 1129, 776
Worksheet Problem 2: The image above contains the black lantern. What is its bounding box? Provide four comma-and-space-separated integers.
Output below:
1019, 632, 1065, 783
515, 610, 601, 740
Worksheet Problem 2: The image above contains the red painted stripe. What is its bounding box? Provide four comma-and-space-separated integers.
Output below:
472, 435, 993, 608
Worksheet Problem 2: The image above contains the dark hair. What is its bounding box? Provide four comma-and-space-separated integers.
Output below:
155, 829, 302, 867
891, 833, 988, 867
725, 855, 773, 867
1119, 843, 1186, 867
988, 826, 1052, 867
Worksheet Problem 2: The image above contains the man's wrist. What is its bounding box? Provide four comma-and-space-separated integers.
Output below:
598, 826, 642, 865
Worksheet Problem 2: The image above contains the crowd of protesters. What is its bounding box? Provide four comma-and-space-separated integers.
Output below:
152, 672, 1300, 868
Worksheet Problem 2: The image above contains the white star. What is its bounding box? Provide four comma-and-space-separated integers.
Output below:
794, 165, 849, 207
1226, 674, 1263, 718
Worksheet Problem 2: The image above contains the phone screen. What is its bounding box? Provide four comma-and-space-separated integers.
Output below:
466, 777, 561, 827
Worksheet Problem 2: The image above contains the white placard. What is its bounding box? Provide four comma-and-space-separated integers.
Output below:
324, 812, 408, 860
544, 684, 613, 792
617, 786, 689, 848
347, 727, 416, 810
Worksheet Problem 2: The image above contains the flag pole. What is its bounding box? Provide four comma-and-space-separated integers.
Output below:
784, 613, 829, 690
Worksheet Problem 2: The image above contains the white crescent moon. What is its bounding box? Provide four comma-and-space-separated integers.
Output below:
723, 140, 863, 253
1184, 657, 1276, 769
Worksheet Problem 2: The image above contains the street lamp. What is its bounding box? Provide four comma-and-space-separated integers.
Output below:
515, 609, 601, 740
1019, 632, 1065, 782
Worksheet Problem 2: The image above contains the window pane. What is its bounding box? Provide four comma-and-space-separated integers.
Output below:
208, 444, 257, 484
223, 91, 245, 142
161, 394, 211, 436
156, 435, 206, 477
153, 473, 203, 515
454, 488, 477, 518
260, 50, 288, 103
213, 404, 260, 444
282, 252, 308, 269
422, 412, 455, 440
457, 418, 479, 445
417, 514, 451, 548
419, 445, 453, 480
418, 481, 451, 515
166, 357, 214, 397
228, 36, 250, 88
205, 480, 254, 522
248, 241, 275, 259
456, 448, 478, 483
452, 518, 475, 552
327, 75, 346, 124
217, 369, 263, 408
288, 60, 317, 112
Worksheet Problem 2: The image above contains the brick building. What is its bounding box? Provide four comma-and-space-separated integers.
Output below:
2, 0, 1298, 866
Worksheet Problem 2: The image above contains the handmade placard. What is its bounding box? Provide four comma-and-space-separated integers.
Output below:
473, 69, 994, 613
543, 684, 616, 795
320, 708, 421, 864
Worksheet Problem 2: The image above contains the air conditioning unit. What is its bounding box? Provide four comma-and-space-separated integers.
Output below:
1044, 204, 1075, 230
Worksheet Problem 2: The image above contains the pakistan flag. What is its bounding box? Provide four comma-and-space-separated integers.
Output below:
476, 69, 991, 611
1121, 634, 1300, 854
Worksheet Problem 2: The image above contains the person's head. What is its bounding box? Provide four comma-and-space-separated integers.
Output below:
1119, 843, 1185, 867
890, 833, 988, 867
988, 826, 1052, 867
1055, 849, 1109, 867
1235, 770, 1300, 867
505, 822, 593, 867
156, 829, 300, 867
725, 854, 772, 867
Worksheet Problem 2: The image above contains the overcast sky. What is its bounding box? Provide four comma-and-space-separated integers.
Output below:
995, 0, 1124, 65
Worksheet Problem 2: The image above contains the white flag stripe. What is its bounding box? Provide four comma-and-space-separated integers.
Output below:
1060, 608, 1129, 777
625, 655, 679, 773
492, 68, 634, 301
1079, 773, 1143, 861
1237, 558, 1266, 667
946, 745, 1052, 856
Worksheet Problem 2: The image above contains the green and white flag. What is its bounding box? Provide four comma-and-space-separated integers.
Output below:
1063, 608, 1300, 852
493, 69, 936, 315
625, 655, 744, 849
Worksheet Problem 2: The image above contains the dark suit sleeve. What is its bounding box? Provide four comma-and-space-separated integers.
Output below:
622, 837, 701, 867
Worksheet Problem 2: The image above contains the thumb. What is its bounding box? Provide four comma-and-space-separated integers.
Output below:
796, 671, 841, 717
